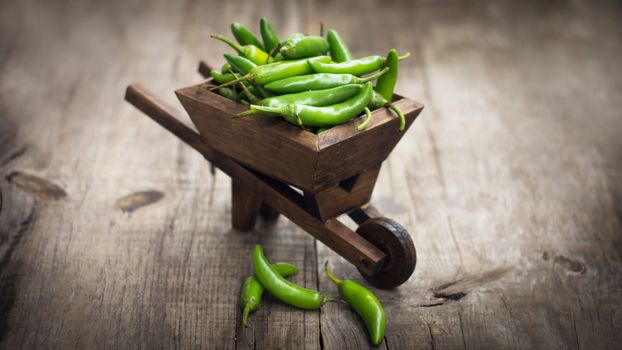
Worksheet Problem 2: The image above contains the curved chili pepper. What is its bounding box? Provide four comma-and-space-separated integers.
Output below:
211, 34, 271, 66
279, 35, 330, 59
212, 56, 331, 90
369, 90, 406, 131
252, 244, 328, 310
241, 82, 373, 128
309, 52, 410, 77
324, 262, 386, 346
261, 84, 362, 107
231, 22, 265, 51
326, 29, 353, 63
375, 49, 399, 101
241, 262, 299, 327
356, 107, 372, 131
264, 68, 388, 94
260, 18, 280, 53
210, 70, 235, 85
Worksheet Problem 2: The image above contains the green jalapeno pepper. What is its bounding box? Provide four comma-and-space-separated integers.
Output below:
375, 49, 399, 101
241, 262, 299, 327
241, 82, 374, 128
231, 22, 265, 51
210, 70, 235, 85
252, 244, 328, 310
260, 18, 280, 54
261, 84, 362, 108
327, 29, 353, 63
324, 262, 386, 346
211, 34, 271, 66
263, 68, 388, 94
308, 52, 410, 77
212, 56, 331, 89
279, 35, 330, 59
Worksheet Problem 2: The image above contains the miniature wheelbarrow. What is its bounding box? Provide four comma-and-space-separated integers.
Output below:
124, 61, 424, 289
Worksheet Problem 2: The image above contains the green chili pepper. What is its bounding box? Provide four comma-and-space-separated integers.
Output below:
211, 56, 331, 90
231, 22, 265, 51
309, 52, 410, 77
280, 35, 330, 59
252, 244, 328, 310
241, 82, 373, 128
210, 70, 235, 85
316, 127, 330, 134
375, 49, 399, 101
224, 54, 272, 98
260, 18, 280, 53
261, 84, 362, 107
264, 68, 388, 94
240, 99, 250, 105
215, 86, 238, 101
327, 29, 353, 63
241, 262, 299, 327
211, 34, 271, 66
232, 73, 262, 105
324, 262, 386, 346
356, 107, 372, 131
369, 90, 406, 131
221, 62, 232, 73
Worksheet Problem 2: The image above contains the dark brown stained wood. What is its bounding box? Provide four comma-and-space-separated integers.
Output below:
176, 82, 319, 191
314, 98, 423, 191
231, 179, 262, 231
304, 165, 381, 221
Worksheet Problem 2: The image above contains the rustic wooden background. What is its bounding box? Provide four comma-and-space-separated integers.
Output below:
1, 0, 621, 348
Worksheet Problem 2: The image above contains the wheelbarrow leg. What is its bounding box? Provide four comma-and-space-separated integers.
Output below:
231, 179, 263, 231
259, 203, 280, 221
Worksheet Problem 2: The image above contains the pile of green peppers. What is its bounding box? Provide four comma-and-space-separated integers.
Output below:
210, 18, 410, 132
241, 245, 387, 346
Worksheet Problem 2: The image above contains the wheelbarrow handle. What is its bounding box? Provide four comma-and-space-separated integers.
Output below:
125, 83, 215, 159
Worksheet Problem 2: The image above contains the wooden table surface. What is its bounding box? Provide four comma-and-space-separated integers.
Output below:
1, 0, 621, 348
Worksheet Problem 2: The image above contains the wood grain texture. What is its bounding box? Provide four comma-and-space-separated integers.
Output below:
2, 0, 622, 349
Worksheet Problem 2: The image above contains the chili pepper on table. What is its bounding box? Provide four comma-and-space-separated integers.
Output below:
252, 245, 329, 310
240, 262, 299, 327
211, 34, 271, 66
261, 84, 362, 108
260, 18, 280, 54
326, 29, 353, 63
308, 52, 410, 77
241, 82, 374, 128
263, 67, 388, 94
279, 35, 330, 59
210, 70, 235, 85
324, 262, 386, 346
212, 55, 331, 89
231, 22, 265, 51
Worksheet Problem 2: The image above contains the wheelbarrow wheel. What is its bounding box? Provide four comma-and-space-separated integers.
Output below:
356, 217, 416, 289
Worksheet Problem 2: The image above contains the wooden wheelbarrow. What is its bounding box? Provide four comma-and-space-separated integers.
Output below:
124, 61, 424, 289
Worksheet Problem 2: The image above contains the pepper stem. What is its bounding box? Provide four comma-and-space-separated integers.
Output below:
211, 34, 244, 55
208, 73, 251, 91
398, 52, 411, 61
360, 67, 389, 83
242, 306, 251, 327
356, 107, 373, 131
323, 261, 343, 285
232, 73, 261, 105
